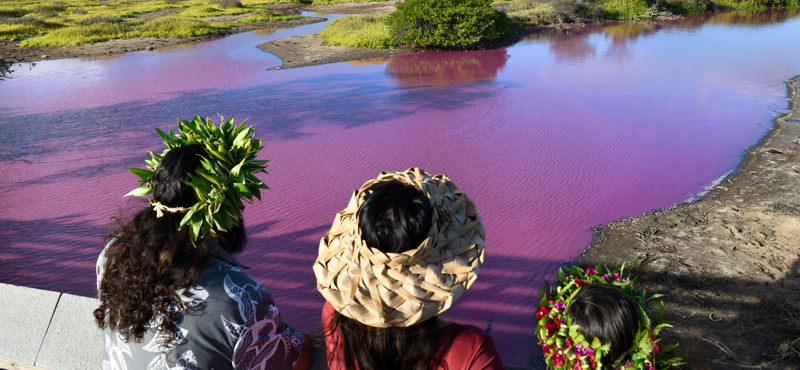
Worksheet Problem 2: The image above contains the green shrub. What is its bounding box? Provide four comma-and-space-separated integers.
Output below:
659, 0, 709, 13
598, 0, 651, 18
318, 14, 395, 48
714, 0, 800, 7
494, 0, 603, 24
387, 0, 512, 48
235, 9, 304, 22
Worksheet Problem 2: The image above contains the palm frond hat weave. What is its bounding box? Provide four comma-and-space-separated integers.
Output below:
313, 168, 485, 328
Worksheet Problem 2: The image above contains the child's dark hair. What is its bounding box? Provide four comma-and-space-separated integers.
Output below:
567, 284, 640, 364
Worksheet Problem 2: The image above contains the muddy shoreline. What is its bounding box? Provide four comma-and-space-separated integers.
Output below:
575, 76, 800, 368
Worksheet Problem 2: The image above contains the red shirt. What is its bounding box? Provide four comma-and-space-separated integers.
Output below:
322, 301, 504, 370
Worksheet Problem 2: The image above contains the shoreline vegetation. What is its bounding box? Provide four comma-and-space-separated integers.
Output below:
1, 0, 798, 65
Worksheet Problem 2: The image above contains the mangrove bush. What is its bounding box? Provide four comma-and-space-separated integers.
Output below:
386, 0, 513, 48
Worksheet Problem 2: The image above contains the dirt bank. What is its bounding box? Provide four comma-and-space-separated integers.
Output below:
257, 34, 419, 69
305, 0, 398, 14
575, 76, 800, 369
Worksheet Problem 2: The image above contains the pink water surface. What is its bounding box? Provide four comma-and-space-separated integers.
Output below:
2, 9, 800, 366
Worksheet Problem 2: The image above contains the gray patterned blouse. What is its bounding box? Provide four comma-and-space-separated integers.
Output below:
96, 242, 304, 370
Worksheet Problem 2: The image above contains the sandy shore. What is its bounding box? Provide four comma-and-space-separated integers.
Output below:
576, 76, 800, 368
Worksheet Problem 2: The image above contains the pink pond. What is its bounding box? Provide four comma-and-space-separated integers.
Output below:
2, 9, 800, 366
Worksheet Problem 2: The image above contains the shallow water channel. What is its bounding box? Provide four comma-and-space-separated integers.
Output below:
2, 8, 800, 366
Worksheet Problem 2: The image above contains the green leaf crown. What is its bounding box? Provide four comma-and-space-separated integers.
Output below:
535, 263, 685, 370
125, 115, 269, 244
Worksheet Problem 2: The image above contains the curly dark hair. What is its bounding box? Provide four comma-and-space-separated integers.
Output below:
94, 144, 246, 345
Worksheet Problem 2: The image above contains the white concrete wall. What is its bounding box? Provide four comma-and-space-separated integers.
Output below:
0, 283, 101, 370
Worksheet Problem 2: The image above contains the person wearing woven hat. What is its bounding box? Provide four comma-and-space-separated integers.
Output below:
314, 168, 504, 370
94, 117, 310, 370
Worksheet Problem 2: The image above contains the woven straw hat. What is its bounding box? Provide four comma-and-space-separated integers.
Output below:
313, 168, 485, 328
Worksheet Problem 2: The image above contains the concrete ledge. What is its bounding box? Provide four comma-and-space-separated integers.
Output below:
0, 284, 101, 370
0, 283, 539, 370
0, 284, 60, 365
36, 294, 102, 370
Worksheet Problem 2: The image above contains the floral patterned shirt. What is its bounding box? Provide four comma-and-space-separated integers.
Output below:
97, 242, 304, 370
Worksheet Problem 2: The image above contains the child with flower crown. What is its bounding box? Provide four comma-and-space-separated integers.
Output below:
535, 264, 684, 370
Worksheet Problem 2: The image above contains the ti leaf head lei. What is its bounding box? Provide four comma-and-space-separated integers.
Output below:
125, 115, 269, 244
535, 263, 685, 370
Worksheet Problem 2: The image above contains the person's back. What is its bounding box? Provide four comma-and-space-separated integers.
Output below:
314, 168, 504, 370
95, 117, 309, 370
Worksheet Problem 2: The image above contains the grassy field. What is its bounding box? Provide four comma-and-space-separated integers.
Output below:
309, 0, 389, 7
317, 14, 395, 48
19, 17, 232, 46
0, 0, 311, 46
241, 0, 310, 4
492, 0, 800, 25
235, 9, 303, 22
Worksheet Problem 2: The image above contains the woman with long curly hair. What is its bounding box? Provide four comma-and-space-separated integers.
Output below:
313, 168, 504, 370
95, 118, 309, 370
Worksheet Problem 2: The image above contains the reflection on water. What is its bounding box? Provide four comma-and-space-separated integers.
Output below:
1, 9, 800, 367
385, 49, 510, 85
252, 28, 278, 35
80, 53, 125, 61
345, 56, 390, 66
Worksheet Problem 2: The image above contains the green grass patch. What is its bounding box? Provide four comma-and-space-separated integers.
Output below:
19, 17, 231, 46
309, 0, 390, 7
714, 0, 800, 7
0, 17, 64, 40
172, 5, 255, 18
241, 0, 310, 4
598, 0, 651, 18
0, 0, 189, 39
318, 14, 395, 49
235, 9, 303, 22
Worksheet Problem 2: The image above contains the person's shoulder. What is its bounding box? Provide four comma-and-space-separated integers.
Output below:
440, 322, 492, 346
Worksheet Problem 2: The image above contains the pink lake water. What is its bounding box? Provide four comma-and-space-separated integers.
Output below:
2, 9, 800, 366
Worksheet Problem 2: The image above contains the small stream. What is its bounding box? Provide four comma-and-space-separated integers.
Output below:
1, 8, 799, 366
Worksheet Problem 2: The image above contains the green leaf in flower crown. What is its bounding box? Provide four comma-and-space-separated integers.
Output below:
124, 187, 152, 197
652, 323, 671, 336
638, 331, 654, 354
127, 168, 153, 183
130, 115, 269, 244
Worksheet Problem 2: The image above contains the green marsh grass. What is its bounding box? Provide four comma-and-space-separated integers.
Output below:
598, 0, 650, 18
235, 9, 303, 22
0, 0, 189, 39
19, 17, 231, 46
241, 0, 310, 4
309, 0, 390, 7
171, 5, 255, 18
318, 14, 395, 48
